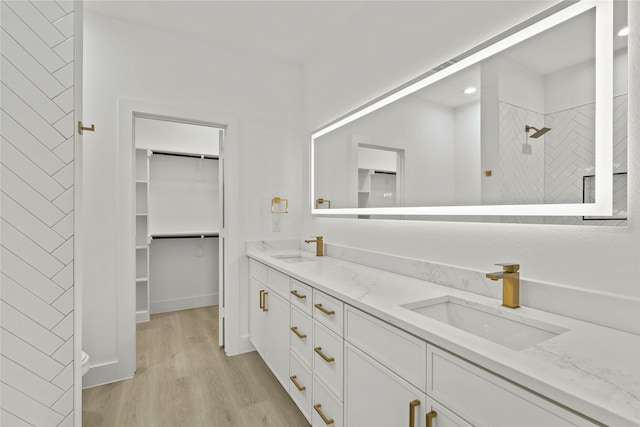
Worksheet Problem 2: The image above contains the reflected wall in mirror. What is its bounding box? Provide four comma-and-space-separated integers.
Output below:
312, 1, 628, 224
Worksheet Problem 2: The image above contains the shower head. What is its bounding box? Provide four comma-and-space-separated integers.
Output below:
525, 125, 551, 138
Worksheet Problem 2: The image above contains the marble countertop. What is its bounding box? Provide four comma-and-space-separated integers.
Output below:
247, 245, 640, 426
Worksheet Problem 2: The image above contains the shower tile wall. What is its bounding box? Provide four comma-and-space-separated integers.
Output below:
1, 1, 76, 425
544, 94, 627, 226
498, 95, 628, 226
498, 102, 545, 224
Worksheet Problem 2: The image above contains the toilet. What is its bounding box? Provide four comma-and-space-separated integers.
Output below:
81, 351, 90, 376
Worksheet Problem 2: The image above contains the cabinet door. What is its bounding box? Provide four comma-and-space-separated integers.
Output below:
425, 399, 472, 427
249, 278, 267, 358
345, 343, 426, 427
265, 289, 290, 389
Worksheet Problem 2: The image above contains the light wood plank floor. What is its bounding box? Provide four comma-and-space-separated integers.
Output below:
83, 306, 310, 427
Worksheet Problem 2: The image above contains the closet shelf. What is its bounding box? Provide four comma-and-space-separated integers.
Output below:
151, 231, 219, 239
136, 213, 148, 216
136, 277, 148, 283
136, 180, 148, 184
151, 150, 219, 160
136, 245, 148, 250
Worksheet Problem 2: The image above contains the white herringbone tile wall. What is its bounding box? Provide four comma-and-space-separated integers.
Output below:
498, 95, 628, 226
544, 94, 627, 226
1, 1, 75, 425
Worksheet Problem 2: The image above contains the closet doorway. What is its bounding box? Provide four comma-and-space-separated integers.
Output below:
133, 115, 226, 350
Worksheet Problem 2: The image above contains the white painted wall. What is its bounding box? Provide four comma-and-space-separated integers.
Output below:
315, 95, 456, 208
545, 49, 628, 113
148, 155, 219, 235
83, 11, 303, 385
454, 101, 481, 205
302, 1, 640, 302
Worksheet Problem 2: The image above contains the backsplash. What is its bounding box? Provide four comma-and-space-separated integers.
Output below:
249, 240, 639, 336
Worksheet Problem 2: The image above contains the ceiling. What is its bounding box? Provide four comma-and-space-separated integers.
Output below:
84, 0, 368, 66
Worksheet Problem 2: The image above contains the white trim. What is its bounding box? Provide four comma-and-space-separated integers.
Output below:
82, 360, 133, 389
73, 1, 84, 423
311, 1, 614, 218
150, 294, 219, 314
116, 98, 242, 368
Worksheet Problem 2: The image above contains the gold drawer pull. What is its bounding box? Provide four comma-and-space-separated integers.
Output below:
314, 403, 334, 425
259, 290, 264, 309
426, 410, 438, 427
291, 326, 307, 339
315, 303, 335, 316
289, 375, 306, 391
291, 289, 307, 299
314, 347, 335, 363
409, 399, 420, 427
262, 291, 268, 312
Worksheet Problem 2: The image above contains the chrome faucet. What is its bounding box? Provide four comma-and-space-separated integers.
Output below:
486, 263, 520, 309
304, 236, 324, 257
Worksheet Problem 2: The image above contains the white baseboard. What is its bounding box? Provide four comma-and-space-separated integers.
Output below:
150, 293, 218, 314
82, 360, 133, 389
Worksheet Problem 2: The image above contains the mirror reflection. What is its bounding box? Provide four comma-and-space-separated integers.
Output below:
313, 3, 627, 224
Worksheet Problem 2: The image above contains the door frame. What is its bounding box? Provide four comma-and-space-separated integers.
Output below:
109, 99, 239, 382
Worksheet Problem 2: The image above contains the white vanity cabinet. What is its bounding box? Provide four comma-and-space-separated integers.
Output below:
344, 305, 428, 427
312, 289, 345, 427
248, 259, 290, 389
247, 255, 602, 427
427, 346, 598, 426
345, 343, 426, 427
289, 281, 314, 423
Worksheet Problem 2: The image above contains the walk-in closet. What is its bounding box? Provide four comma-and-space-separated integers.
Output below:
134, 117, 222, 323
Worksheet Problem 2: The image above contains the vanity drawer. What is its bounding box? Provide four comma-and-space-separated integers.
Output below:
427, 346, 596, 426
313, 374, 343, 427
426, 398, 472, 427
267, 267, 290, 299
313, 320, 343, 401
290, 279, 313, 315
290, 351, 312, 423
345, 305, 426, 391
291, 306, 313, 367
248, 259, 267, 284
313, 290, 344, 336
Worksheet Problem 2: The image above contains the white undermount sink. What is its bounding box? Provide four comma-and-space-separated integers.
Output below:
402, 296, 568, 350
271, 254, 317, 263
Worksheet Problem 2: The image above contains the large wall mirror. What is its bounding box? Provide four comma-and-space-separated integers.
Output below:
312, 1, 628, 224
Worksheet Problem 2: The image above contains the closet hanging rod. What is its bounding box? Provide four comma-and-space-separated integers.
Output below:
151, 150, 219, 160
151, 233, 219, 240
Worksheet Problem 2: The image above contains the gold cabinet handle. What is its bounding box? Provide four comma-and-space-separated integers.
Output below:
313, 404, 334, 425
289, 375, 306, 391
291, 289, 307, 299
426, 410, 438, 427
315, 303, 335, 316
314, 347, 335, 363
409, 399, 420, 427
259, 290, 264, 309
290, 326, 307, 339
262, 291, 268, 312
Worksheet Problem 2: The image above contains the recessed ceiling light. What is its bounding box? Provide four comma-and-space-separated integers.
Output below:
463, 87, 477, 95
617, 27, 629, 37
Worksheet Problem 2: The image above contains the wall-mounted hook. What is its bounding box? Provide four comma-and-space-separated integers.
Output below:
78, 121, 95, 135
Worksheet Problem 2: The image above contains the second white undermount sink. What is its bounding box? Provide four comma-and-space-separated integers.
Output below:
271, 254, 317, 263
402, 296, 568, 350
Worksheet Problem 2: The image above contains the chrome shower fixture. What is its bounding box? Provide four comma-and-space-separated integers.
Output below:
525, 125, 551, 138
